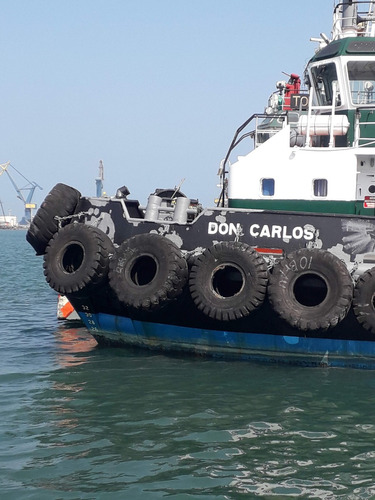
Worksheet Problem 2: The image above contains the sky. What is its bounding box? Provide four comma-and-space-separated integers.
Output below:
0, 0, 334, 221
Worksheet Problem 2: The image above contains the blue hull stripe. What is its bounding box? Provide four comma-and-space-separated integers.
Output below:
80, 312, 375, 369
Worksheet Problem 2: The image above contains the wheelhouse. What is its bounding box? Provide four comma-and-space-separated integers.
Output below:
224, 1, 375, 216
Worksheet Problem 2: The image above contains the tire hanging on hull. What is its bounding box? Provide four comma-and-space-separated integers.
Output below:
108, 233, 188, 311
189, 241, 268, 321
26, 183, 81, 255
268, 249, 353, 331
353, 267, 375, 334
43, 224, 114, 294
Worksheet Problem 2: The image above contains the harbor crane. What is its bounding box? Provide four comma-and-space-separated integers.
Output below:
0, 162, 42, 224
96, 160, 104, 197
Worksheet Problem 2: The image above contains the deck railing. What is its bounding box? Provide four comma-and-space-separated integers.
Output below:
354, 107, 375, 147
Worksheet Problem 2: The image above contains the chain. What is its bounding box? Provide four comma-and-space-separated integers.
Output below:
54, 211, 88, 228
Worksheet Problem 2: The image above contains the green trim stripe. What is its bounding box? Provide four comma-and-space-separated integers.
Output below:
228, 199, 375, 216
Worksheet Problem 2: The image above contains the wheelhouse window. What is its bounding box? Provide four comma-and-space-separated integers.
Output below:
313, 179, 328, 197
347, 60, 375, 105
262, 178, 275, 196
311, 63, 340, 106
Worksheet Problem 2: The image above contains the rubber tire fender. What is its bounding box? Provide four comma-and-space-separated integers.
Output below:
108, 233, 188, 311
268, 249, 353, 331
43, 223, 114, 294
353, 267, 375, 333
26, 183, 81, 255
188, 241, 268, 321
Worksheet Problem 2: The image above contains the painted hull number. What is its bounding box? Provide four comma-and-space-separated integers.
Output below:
285, 256, 313, 272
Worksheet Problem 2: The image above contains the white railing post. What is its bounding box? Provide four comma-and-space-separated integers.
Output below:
329, 81, 337, 148
354, 110, 360, 147
305, 86, 314, 147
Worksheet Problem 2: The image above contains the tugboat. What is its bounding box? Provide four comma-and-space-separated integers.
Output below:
27, 1, 375, 367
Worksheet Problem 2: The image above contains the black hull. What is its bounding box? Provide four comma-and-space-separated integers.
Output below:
26, 186, 375, 367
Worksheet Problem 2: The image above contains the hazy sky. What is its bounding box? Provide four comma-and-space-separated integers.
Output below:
0, 0, 333, 220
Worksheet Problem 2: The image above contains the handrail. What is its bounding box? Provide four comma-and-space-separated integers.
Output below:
216, 113, 287, 207
353, 107, 375, 147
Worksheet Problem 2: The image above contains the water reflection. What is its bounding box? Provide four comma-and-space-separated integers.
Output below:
53, 324, 98, 368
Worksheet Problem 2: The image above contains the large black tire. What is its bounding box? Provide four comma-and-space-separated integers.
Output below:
26, 183, 81, 255
353, 267, 375, 333
268, 249, 353, 331
189, 241, 268, 321
43, 223, 114, 294
108, 234, 188, 310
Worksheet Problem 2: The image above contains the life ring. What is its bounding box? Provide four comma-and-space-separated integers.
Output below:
108, 233, 188, 310
43, 223, 113, 294
26, 183, 81, 255
353, 267, 375, 333
268, 249, 353, 331
188, 241, 268, 321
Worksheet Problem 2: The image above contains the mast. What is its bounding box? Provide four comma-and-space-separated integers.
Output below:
342, 0, 358, 36
333, 1, 375, 39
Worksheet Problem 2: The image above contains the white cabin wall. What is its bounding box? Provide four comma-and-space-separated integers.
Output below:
228, 126, 358, 201
356, 154, 375, 199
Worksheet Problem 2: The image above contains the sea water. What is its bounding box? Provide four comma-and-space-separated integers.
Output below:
1, 230, 375, 499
